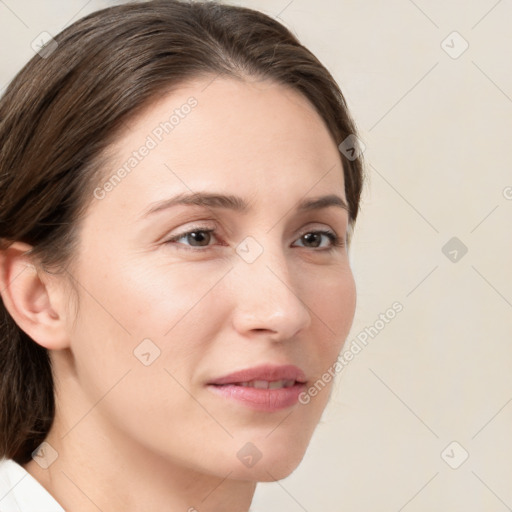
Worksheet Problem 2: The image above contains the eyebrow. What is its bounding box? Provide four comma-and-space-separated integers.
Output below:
141, 192, 350, 218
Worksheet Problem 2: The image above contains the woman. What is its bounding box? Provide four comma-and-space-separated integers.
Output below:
0, 1, 364, 510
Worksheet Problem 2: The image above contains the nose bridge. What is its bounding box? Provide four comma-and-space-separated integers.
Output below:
230, 235, 311, 339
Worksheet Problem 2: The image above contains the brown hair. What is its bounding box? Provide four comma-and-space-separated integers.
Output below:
0, 0, 364, 465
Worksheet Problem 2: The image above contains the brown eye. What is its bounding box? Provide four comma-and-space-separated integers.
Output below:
165, 228, 216, 248
293, 230, 341, 250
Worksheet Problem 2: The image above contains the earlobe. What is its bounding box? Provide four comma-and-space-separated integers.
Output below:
0, 241, 70, 350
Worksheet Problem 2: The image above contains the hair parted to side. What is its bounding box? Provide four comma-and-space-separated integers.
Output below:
0, 0, 364, 465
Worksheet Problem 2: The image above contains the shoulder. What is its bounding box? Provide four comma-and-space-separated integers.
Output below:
0, 458, 64, 512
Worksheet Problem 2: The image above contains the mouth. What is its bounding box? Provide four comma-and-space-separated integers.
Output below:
223, 379, 297, 389
206, 364, 307, 412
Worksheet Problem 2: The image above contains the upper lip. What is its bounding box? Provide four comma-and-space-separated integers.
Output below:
208, 364, 307, 385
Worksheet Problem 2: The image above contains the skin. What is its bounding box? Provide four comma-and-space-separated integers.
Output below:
0, 76, 356, 511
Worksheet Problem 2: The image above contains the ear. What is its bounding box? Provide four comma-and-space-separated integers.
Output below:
0, 241, 70, 350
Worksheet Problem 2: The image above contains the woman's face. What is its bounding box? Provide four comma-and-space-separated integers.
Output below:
58, 76, 356, 480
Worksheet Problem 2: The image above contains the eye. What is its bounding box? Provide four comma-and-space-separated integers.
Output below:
292, 230, 344, 250
163, 226, 344, 252
164, 227, 218, 249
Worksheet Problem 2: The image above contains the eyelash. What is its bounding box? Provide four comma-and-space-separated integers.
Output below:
163, 226, 345, 252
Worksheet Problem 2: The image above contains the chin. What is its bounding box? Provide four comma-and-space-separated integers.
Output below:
256, 455, 305, 482
226, 429, 313, 482
229, 452, 306, 482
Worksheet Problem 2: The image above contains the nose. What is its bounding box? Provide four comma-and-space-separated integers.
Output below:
230, 243, 312, 342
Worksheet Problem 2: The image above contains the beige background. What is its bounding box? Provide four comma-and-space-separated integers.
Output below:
1, 0, 511, 510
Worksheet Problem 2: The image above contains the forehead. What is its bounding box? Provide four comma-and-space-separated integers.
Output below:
92, 76, 345, 220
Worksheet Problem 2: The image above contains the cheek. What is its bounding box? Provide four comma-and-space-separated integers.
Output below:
307, 264, 356, 353
68, 259, 228, 381
64, 260, 227, 456
116, 260, 229, 333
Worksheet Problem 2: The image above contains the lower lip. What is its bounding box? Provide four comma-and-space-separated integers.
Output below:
207, 383, 306, 412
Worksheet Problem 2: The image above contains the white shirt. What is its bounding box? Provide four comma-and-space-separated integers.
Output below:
0, 458, 64, 512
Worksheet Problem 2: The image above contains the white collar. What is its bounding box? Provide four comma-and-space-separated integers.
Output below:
0, 458, 64, 512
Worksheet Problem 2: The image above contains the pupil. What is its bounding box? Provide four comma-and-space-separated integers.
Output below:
188, 231, 210, 246
303, 233, 320, 247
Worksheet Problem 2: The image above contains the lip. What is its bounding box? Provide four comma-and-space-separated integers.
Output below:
207, 364, 307, 386
206, 364, 307, 412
